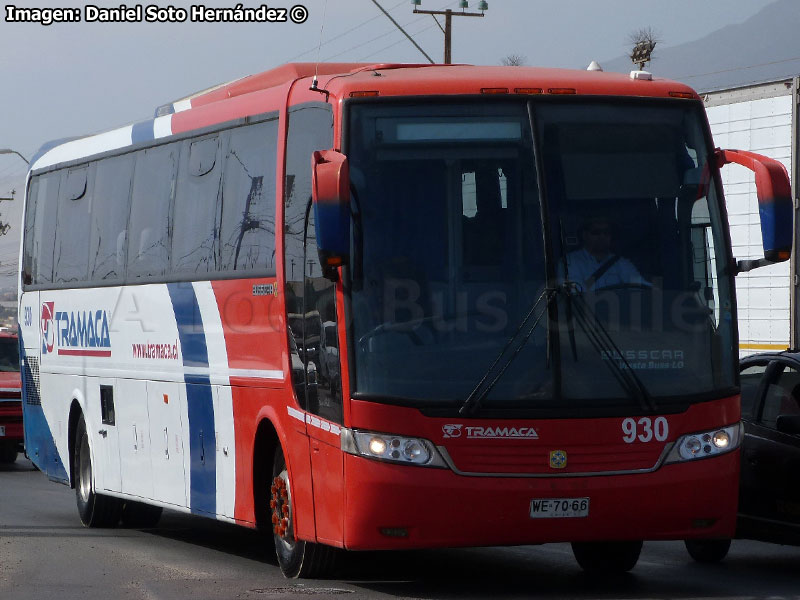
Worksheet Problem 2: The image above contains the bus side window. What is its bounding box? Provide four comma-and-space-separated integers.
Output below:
23, 176, 45, 286
90, 154, 134, 283
53, 166, 93, 284
219, 119, 278, 273
690, 197, 720, 325
127, 143, 179, 280
32, 172, 62, 286
172, 134, 225, 275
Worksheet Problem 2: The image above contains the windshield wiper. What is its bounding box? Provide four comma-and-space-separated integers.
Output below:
564, 284, 657, 412
459, 287, 555, 416
555, 218, 654, 411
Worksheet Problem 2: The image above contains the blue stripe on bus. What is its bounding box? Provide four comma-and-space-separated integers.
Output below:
18, 333, 68, 483
167, 282, 216, 516
131, 120, 155, 145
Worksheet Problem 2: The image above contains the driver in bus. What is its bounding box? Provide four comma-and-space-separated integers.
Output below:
562, 215, 651, 292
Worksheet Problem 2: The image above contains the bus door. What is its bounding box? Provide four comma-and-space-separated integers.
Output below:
291, 207, 345, 545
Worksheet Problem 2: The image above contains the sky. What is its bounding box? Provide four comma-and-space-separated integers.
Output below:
0, 0, 780, 289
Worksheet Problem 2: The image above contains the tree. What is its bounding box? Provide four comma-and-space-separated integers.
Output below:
501, 54, 526, 67
628, 27, 659, 70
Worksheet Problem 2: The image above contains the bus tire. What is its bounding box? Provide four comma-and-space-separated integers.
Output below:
684, 538, 731, 563
0, 442, 17, 463
121, 501, 163, 528
271, 446, 338, 578
571, 540, 642, 573
74, 415, 122, 527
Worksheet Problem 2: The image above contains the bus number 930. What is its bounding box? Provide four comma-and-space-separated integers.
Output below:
622, 417, 668, 443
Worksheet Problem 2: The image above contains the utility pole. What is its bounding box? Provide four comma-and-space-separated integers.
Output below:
412, 1, 488, 64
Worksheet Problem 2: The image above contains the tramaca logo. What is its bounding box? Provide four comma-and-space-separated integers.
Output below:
41, 302, 112, 357
41, 302, 55, 355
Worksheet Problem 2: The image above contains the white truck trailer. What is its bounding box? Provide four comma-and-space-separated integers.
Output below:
704, 78, 799, 355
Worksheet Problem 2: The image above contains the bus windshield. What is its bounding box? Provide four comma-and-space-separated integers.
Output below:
346, 99, 735, 413
0, 337, 20, 372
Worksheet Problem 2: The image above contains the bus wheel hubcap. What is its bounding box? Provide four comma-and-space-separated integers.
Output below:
270, 475, 292, 542
79, 434, 91, 503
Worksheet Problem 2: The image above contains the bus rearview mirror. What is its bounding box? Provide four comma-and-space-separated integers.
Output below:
716, 148, 793, 272
311, 150, 350, 280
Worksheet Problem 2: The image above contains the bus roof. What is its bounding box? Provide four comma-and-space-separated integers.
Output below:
31, 62, 700, 171
177, 62, 699, 107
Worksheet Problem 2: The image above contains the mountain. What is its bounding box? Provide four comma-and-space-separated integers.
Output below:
602, 0, 800, 92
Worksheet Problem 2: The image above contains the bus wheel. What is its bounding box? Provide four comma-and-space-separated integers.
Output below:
571, 540, 642, 573
121, 501, 163, 528
74, 415, 122, 527
271, 447, 338, 578
684, 539, 731, 563
0, 442, 17, 463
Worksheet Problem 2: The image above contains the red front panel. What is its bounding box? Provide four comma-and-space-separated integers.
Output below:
333, 396, 740, 549
0, 400, 23, 441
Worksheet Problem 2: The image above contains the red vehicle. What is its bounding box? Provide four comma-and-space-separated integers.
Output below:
19, 63, 792, 577
0, 331, 22, 464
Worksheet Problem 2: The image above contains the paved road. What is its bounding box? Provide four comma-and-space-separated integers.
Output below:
2, 456, 800, 600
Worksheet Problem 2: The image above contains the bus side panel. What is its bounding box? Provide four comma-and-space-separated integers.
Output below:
19, 291, 69, 481
191, 281, 237, 519
226, 385, 314, 535
211, 279, 317, 538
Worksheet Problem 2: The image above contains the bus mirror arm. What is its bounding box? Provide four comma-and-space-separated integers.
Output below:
715, 148, 793, 267
311, 150, 351, 281
735, 257, 774, 274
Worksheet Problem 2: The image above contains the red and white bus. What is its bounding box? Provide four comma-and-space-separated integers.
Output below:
18, 62, 792, 576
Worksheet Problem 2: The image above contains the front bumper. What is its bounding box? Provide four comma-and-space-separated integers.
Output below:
341, 449, 739, 550
0, 400, 23, 441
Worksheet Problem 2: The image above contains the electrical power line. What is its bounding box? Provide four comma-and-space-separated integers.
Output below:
369, 0, 434, 63
283, 0, 407, 62
358, 21, 441, 62
322, 17, 426, 61
322, 1, 455, 63
676, 56, 800, 81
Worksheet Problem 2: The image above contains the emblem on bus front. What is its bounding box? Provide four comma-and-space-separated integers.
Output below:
442, 424, 463, 438
549, 450, 567, 469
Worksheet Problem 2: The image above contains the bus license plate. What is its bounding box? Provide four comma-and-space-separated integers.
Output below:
0, 426, 5, 436
530, 497, 589, 519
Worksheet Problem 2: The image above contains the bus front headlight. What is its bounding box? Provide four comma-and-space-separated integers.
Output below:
341, 428, 447, 468
665, 423, 742, 464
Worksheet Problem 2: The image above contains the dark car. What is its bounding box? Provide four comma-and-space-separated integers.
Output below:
685, 350, 800, 562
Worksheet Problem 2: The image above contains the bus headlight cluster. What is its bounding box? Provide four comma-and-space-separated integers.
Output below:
341, 429, 448, 468
665, 423, 742, 464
